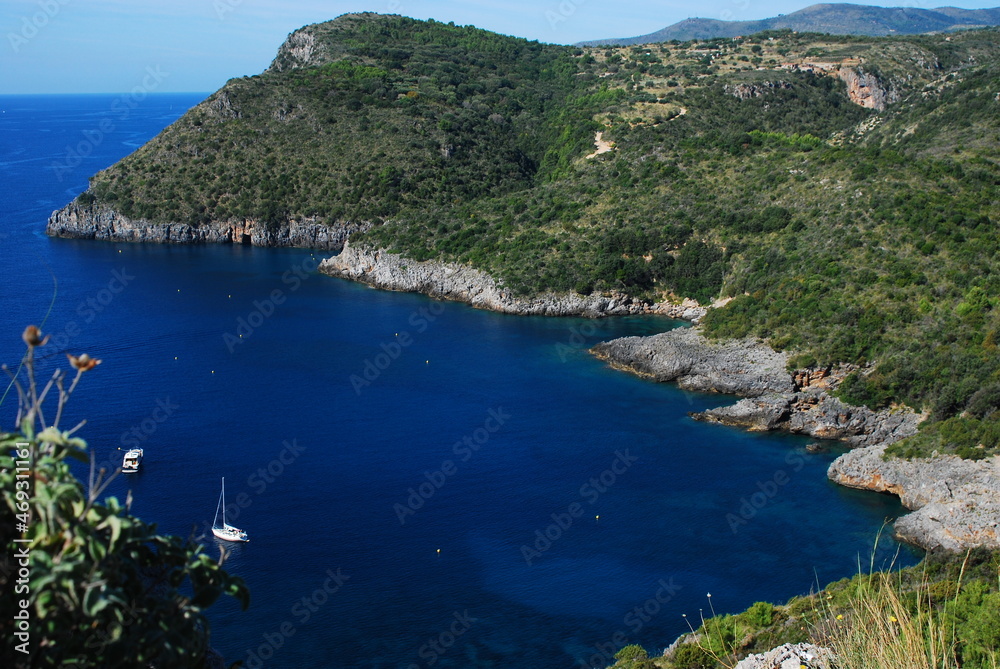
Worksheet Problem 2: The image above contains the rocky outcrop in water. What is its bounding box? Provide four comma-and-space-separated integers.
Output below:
592, 329, 917, 444
46, 202, 366, 251
590, 329, 921, 446
320, 242, 707, 319
829, 443, 1000, 551
694, 391, 920, 448
697, 383, 999, 552
591, 327, 793, 396
588, 327, 1000, 551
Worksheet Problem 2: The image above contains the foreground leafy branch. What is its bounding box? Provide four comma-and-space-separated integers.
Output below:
1, 327, 248, 668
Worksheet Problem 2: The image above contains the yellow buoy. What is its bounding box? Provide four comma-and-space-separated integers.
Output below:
436, 548, 441, 554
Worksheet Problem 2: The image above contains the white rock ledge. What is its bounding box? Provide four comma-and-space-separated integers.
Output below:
320, 241, 707, 319
47, 202, 367, 251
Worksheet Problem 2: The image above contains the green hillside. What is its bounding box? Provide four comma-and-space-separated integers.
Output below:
84, 14, 587, 227
73, 15, 1000, 458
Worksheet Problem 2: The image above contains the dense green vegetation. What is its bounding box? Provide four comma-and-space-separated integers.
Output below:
89, 14, 595, 227
77, 15, 1000, 458
607, 549, 1000, 669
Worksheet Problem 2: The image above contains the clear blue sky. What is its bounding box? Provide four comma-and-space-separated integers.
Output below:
2, 0, 998, 94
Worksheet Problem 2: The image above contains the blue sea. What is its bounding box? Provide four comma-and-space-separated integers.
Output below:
0, 94, 919, 668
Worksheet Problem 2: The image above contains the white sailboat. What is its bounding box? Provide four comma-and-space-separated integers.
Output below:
212, 477, 249, 542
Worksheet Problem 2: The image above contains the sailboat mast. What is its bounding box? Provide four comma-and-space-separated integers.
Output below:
214, 477, 225, 529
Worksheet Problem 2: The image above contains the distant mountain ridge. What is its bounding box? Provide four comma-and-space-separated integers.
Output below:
576, 3, 1000, 45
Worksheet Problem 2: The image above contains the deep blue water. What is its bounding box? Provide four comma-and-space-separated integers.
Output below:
0, 94, 919, 668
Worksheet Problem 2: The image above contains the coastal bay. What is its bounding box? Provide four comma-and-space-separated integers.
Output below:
2, 93, 921, 668
14, 11, 1000, 668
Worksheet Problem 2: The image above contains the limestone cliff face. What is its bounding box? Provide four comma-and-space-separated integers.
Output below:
46, 202, 366, 251
266, 13, 384, 73
829, 444, 1000, 551
779, 61, 901, 110
837, 67, 899, 110
266, 26, 327, 73
320, 241, 706, 319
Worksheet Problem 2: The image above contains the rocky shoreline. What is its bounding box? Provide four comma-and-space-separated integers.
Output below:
46, 207, 709, 321
830, 442, 1000, 551
46, 202, 368, 251
316, 240, 1000, 552
320, 241, 708, 319
694, 392, 921, 449
44, 212, 1000, 551
591, 326, 999, 552
590, 328, 794, 397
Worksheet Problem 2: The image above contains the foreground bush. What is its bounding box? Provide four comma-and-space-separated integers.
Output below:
608, 549, 1000, 669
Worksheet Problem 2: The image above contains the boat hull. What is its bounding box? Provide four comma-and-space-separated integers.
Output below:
213, 477, 249, 541
212, 526, 249, 542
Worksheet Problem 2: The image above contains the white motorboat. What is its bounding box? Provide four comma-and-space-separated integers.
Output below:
122, 448, 143, 473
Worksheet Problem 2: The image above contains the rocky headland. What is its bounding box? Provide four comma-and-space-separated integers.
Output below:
830, 442, 1000, 551
46, 202, 368, 251
590, 326, 1000, 552
694, 392, 921, 448
320, 241, 708, 319
591, 327, 793, 396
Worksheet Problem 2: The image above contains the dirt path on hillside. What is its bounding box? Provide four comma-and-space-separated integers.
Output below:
586, 131, 614, 159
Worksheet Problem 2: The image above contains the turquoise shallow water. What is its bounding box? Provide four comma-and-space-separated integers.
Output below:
0, 94, 919, 668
